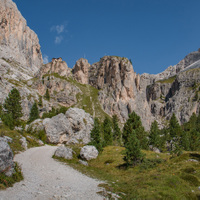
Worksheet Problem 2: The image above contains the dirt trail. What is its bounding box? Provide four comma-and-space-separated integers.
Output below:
0, 145, 103, 200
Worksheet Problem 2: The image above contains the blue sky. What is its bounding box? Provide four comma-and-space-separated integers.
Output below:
13, 0, 200, 74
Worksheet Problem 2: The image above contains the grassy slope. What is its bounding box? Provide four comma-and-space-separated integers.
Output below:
44, 73, 110, 121
55, 146, 200, 200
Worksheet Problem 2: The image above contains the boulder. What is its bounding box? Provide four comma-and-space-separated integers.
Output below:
43, 113, 71, 144
3, 136, 13, 143
80, 145, 98, 161
79, 160, 88, 166
26, 119, 44, 133
20, 137, 28, 150
54, 146, 73, 160
0, 137, 14, 176
43, 108, 94, 144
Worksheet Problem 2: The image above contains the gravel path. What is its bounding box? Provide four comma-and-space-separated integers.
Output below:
0, 145, 104, 200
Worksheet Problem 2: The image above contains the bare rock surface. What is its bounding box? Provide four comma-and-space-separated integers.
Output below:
0, 0, 43, 75
43, 108, 94, 144
72, 58, 90, 84
0, 145, 103, 200
80, 145, 99, 161
54, 146, 73, 160
37, 58, 71, 79
0, 137, 14, 176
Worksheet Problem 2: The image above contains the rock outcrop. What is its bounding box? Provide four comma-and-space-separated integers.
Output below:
0, 137, 14, 176
72, 58, 90, 84
43, 108, 94, 144
37, 58, 71, 79
86, 56, 153, 129
0, 0, 43, 75
54, 146, 73, 160
80, 145, 98, 161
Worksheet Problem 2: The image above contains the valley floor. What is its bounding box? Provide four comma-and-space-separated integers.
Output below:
0, 145, 103, 200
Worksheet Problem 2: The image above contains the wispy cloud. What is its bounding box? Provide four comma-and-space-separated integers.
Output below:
50, 22, 68, 45
43, 54, 49, 64
51, 24, 66, 34
55, 36, 63, 44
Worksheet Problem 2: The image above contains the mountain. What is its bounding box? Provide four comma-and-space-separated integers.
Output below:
0, 0, 199, 130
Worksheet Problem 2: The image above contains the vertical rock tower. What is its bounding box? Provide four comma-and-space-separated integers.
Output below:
0, 0, 43, 75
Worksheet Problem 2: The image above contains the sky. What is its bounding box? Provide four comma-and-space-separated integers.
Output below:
13, 0, 200, 74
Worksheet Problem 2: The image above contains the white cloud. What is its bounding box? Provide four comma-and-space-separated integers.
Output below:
55, 36, 63, 44
50, 23, 67, 34
43, 54, 49, 64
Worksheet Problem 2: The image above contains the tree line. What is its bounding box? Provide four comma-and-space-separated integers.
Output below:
1, 88, 200, 167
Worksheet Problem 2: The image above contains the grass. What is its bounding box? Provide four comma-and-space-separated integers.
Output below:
42, 73, 110, 121
0, 163, 23, 190
0, 124, 40, 154
156, 75, 177, 84
54, 146, 200, 199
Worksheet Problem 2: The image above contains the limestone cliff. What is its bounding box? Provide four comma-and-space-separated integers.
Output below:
37, 58, 71, 79
0, 0, 43, 75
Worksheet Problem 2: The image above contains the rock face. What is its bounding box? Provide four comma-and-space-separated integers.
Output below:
87, 56, 153, 129
37, 58, 71, 79
0, 0, 43, 75
0, 137, 14, 176
43, 108, 94, 144
54, 146, 73, 160
72, 58, 90, 84
80, 145, 98, 161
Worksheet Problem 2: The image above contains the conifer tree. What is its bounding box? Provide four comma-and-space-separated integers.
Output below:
90, 118, 102, 152
112, 115, 121, 145
123, 111, 148, 149
3, 88, 22, 124
103, 116, 113, 146
169, 113, 181, 139
124, 130, 144, 166
29, 102, 40, 123
38, 96, 43, 107
149, 120, 160, 148
45, 89, 50, 100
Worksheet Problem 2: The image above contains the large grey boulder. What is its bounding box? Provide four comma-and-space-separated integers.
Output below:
80, 145, 98, 161
43, 113, 71, 144
43, 108, 94, 144
54, 146, 73, 160
26, 119, 44, 133
0, 137, 14, 176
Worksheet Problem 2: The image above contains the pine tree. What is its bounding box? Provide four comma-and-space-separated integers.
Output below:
190, 129, 200, 151
124, 130, 144, 166
169, 113, 181, 139
112, 115, 122, 145
45, 89, 50, 100
3, 88, 23, 124
29, 102, 40, 123
38, 96, 43, 107
149, 120, 160, 148
90, 118, 102, 152
103, 116, 113, 146
123, 111, 148, 149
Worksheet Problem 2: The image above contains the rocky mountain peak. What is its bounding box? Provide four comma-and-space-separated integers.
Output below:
72, 58, 90, 84
0, 0, 43, 75
36, 57, 71, 79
